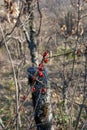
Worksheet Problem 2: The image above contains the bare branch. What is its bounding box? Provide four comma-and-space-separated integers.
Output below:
0, 24, 19, 130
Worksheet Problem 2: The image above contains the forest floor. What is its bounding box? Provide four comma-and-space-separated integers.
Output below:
0, 49, 87, 130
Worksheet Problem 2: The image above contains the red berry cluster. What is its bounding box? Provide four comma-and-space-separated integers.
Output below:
22, 51, 49, 99
43, 51, 49, 63
32, 86, 46, 94
38, 50, 49, 78
32, 51, 49, 93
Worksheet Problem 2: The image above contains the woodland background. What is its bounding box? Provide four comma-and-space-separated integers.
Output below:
0, 0, 87, 130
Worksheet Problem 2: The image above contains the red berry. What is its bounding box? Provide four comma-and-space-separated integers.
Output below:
39, 63, 44, 67
41, 87, 46, 93
32, 87, 36, 92
44, 58, 49, 63
38, 71, 44, 77
38, 67, 44, 71
22, 95, 27, 100
43, 51, 49, 57
31, 76, 36, 81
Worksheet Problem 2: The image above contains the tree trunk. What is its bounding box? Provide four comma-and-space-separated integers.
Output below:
29, 11, 38, 66
27, 1, 54, 129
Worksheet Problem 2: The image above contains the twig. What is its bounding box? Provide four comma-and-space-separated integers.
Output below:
0, 118, 5, 129
74, 46, 87, 130
36, 0, 42, 36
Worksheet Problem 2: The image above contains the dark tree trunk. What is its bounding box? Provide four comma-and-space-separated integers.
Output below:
27, 1, 54, 130
29, 12, 38, 66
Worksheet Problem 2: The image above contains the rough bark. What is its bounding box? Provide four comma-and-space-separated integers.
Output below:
27, 1, 54, 129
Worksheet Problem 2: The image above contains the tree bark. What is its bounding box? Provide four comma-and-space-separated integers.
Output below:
26, 1, 54, 130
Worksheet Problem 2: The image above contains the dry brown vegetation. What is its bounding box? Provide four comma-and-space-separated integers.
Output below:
0, 0, 87, 130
